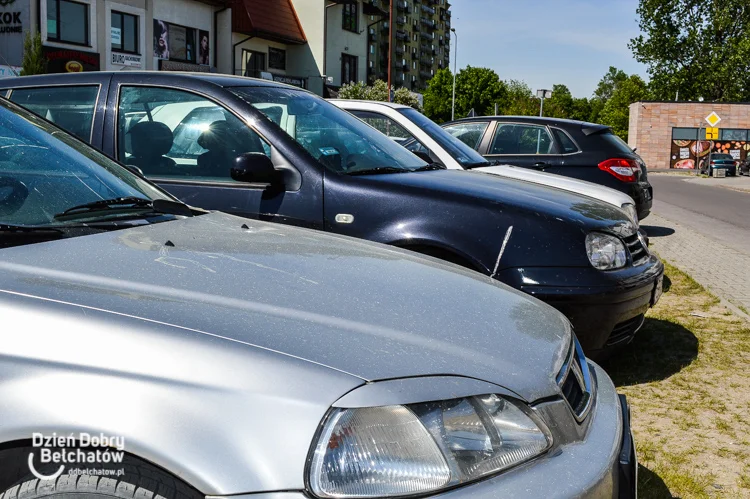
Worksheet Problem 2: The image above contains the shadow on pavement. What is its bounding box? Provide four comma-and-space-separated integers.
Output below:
602, 318, 698, 387
642, 225, 676, 238
638, 464, 675, 498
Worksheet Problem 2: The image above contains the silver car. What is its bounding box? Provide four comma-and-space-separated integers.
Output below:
0, 98, 635, 498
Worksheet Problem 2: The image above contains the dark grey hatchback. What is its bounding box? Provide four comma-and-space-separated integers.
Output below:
442, 117, 654, 221
0, 73, 663, 358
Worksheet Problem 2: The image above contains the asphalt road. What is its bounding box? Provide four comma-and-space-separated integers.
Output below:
645, 174, 750, 254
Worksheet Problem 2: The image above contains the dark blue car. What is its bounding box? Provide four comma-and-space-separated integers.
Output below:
1, 72, 663, 358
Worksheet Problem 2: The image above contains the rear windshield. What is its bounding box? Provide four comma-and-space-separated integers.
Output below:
598, 132, 636, 155
712, 154, 733, 160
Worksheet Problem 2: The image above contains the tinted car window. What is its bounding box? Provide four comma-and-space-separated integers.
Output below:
232, 87, 426, 174
350, 111, 413, 141
490, 124, 553, 155
8, 85, 99, 142
117, 86, 271, 181
0, 100, 167, 227
598, 132, 635, 155
442, 122, 489, 150
552, 128, 579, 154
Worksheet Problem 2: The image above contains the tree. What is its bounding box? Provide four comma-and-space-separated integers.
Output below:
423, 68, 454, 122
501, 80, 538, 116
630, 0, 750, 101
20, 31, 46, 76
598, 75, 650, 141
593, 66, 627, 102
454, 66, 507, 118
543, 84, 574, 118
337, 79, 421, 110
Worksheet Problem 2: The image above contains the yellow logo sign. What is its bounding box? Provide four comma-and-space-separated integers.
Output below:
65, 60, 83, 72
705, 112, 722, 127
705, 127, 719, 140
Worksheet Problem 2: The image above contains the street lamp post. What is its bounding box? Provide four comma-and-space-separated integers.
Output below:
451, 28, 457, 121
536, 88, 552, 117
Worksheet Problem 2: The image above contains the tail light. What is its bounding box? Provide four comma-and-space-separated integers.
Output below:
598, 158, 639, 182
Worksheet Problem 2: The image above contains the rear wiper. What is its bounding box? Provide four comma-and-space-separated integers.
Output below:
54, 197, 193, 220
346, 167, 409, 176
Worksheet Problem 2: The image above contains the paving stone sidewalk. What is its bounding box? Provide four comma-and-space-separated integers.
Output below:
645, 213, 750, 319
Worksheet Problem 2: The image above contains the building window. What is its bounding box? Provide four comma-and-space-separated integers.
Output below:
243, 49, 266, 77
721, 129, 748, 141
111, 11, 138, 54
47, 0, 90, 46
269, 47, 286, 70
341, 53, 358, 85
166, 23, 196, 62
342, 3, 358, 32
671, 128, 700, 140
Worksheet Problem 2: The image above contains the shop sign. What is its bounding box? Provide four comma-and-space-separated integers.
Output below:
111, 27, 121, 45
42, 47, 100, 73
0, 0, 30, 67
0, 64, 20, 77
112, 52, 141, 67
271, 74, 307, 89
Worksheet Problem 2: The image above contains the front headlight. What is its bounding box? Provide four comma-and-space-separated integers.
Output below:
621, 203, 639, 227
308, 395, 551, 498
585, 232, 627, 270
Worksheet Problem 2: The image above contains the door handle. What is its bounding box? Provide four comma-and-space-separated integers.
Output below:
533, 162, 548, 170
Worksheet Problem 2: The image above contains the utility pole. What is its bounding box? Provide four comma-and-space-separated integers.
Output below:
536, 89, 551, 117
387, 0, 394, 101
451, 28, 457, 120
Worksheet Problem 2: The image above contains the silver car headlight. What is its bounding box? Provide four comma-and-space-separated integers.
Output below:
308, 395, 552, 498
586, 232, 627, 270
621, 203, 639, 227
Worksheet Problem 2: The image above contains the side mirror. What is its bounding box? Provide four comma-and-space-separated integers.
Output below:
124, 164, 144, 177
231, 152, 282, 185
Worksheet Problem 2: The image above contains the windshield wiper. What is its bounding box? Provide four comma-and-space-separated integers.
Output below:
0, 224, 65, 234
346, 167, 409, 176
54, 197, 193, 220
413, 163, 447, 171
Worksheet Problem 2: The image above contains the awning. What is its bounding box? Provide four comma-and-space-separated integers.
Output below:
231, 0, 307, 45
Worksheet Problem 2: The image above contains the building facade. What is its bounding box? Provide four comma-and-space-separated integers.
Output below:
629, 101, 750, 170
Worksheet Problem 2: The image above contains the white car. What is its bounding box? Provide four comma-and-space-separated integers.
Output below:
331, 100, 640, 226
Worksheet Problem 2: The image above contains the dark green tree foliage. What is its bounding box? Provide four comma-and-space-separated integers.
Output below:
423, 68, 454, 122
594, 66, 628, 102
454, 66, 508, 118
598, 75, 650, 141
20, 31, 46, 76
500, 80, 538, 116
630, 0, 750, 101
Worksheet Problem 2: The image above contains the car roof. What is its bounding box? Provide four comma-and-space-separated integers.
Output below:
0, 70, 304, 91
446, 115, 611, 134
331, 99, 411, 110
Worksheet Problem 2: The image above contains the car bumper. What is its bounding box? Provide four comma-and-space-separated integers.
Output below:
497, 255, 664, 358
629, 181, 652, 220
219, 363, 634, 499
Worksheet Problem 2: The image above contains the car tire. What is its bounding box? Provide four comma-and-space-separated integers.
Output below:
0, 460, 202, 499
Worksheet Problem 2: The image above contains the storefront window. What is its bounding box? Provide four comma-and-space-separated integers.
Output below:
721, 129, 747, 141
111, 11, 138, 54
672, 127, 699, 140
47, 0, 90, 46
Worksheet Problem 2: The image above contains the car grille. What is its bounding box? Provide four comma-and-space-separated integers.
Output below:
623, 232, 649, 266
556, 336, 593, 422
606, 314, 645, 347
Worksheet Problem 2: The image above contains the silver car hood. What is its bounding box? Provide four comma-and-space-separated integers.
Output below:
0, 212, 570, 401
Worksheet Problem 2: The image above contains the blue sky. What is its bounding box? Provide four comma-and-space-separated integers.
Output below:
449, 0, 648, 98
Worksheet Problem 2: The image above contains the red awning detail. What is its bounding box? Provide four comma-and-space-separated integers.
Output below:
231, 0, 307, 45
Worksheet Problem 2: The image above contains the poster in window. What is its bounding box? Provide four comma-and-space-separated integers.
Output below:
269, 47, 286, 70
198, 30, 210, 65
169, 24, 187, 61
153, 19, 170, 59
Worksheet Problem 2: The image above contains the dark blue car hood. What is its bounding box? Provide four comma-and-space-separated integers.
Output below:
363, 169, 632, 231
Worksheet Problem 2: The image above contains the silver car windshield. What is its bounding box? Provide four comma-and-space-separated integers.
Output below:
0, 99, 171, 227
231, 87, 428, 174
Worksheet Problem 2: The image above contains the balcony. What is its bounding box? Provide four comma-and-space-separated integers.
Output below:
420, 17, 436, 29
419, 70, 432, 78
420, 4, 435, 15
396, 0, 409, 12
395, 30, 409, 40
395, 45, 405, 54
396, 15, 407, 25
403, 64, 410, 72
363, 0, 389, 16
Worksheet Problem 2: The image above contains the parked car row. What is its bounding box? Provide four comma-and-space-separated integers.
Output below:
0, 73, 651, 498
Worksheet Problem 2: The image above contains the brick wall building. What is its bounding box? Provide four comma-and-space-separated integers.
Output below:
629, 101, 750, 170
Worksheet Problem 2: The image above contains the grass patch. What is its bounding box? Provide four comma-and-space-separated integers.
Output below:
602, 261, 750, 498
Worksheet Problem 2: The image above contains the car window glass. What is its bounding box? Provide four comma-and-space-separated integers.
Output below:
350, 111, 412, 140
0, 100, 168, 227
490, 124, 554, 155
552, 128, 579, 154
117, 86, 271, 182
442, 122, 489, 150
9, 86, 99, 142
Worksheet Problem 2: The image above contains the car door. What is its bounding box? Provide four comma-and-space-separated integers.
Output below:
480, 121, 563, 172
103, 77, 323, 229
4, 74, 111, 151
